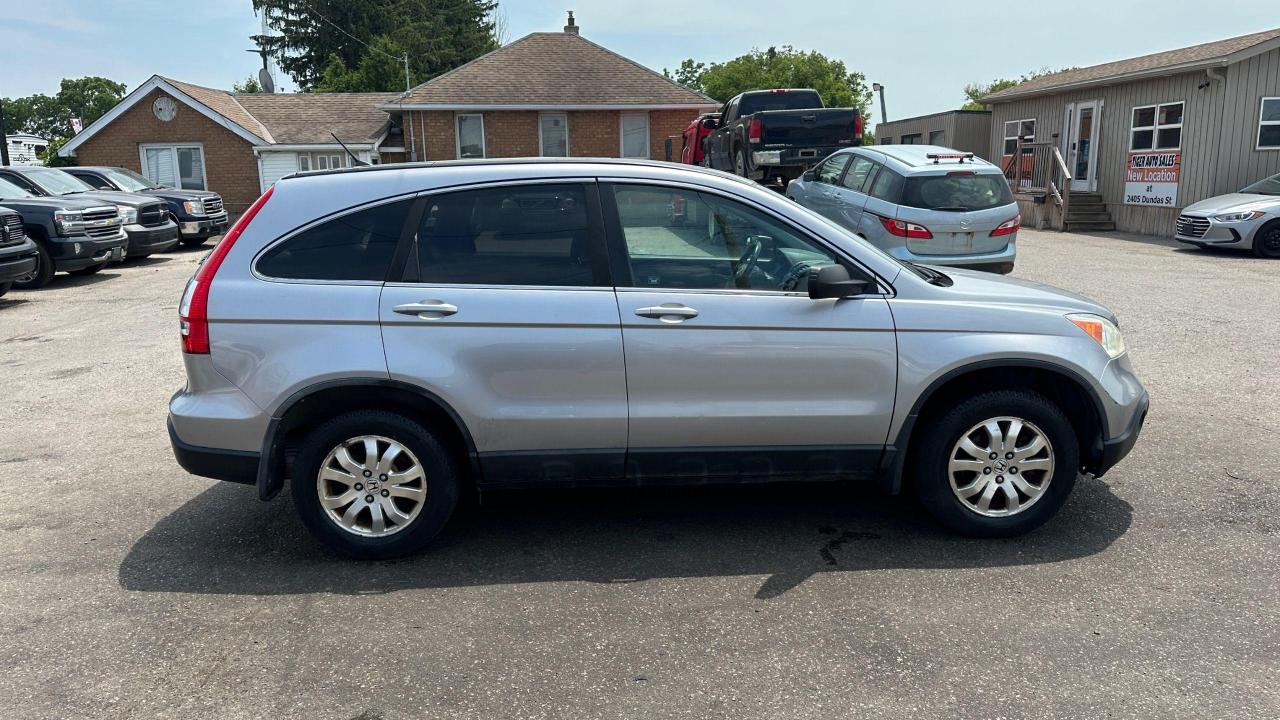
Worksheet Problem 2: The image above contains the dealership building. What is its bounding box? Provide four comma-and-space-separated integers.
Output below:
982, 27, 1280, 236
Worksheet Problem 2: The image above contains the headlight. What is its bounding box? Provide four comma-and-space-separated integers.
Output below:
53, 210, 83, 234
183, 200, 205, 215
1212, 210, 1264, 222
1067, 313, 1126, 358
119, 207, 138, 224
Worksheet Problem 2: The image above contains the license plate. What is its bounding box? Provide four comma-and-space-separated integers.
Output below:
110, 247, 125, 261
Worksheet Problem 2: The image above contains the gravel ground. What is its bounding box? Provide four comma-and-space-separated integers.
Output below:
0, 230, 1276, 719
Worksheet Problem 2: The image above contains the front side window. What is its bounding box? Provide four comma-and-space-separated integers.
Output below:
1003, 119, 1035, 155
540, 113, 569, 157
1259, 98, 1280, 149
840, 157, 878, 193
412, 183, 597, 287
456, 114, 485, 159
611, 184, 838, 292
1131, 101, 1183, 151
256, 199, 410, 281
815, 154, 851, 184
621, 113, 650, 158
143, 144, 205, 190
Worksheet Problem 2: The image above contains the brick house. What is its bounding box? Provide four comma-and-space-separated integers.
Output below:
58, 14, 714, 213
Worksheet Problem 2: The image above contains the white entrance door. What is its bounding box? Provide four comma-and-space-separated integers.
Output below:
1063, 101, 1100, 192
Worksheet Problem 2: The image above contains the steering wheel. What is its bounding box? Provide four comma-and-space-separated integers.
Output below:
734, 235, 765, 283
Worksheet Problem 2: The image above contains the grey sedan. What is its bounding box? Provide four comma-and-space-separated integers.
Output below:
1175, 172, 1280, 258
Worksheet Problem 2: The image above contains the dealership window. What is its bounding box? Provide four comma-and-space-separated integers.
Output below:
620, 113, 649, 158
929, 130, 945, 145
900, 133, 922, 144
141, 144, 206, 190
1259, 97, 1280, 149
456, 114, 485, 159
540, 113, 569, 157
879, 136, 893, 144
1131, 102, 1183, 151
298, 153, 345, 172
1002, 119, 1036, 155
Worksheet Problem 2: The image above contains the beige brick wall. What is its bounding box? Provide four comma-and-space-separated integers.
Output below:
408, 108, 704, 161
72, 88, 263, 213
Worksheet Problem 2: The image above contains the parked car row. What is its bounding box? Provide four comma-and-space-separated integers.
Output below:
0, 165, 228, 294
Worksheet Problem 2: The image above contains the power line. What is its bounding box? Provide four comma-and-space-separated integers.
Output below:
306, 6, 403, 62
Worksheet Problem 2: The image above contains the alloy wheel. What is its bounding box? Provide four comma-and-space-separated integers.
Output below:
316, 435, 427, 537
948, 416, 1054, 517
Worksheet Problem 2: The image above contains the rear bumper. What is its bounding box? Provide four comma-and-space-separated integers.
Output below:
887, 241, 1017, 274
178, 212, 229, 238
0, 238, 39, 282
124, 221, 180, 255
168, 417, 258, 485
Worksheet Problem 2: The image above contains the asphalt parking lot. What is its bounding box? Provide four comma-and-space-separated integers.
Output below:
1, 229, 1277, 719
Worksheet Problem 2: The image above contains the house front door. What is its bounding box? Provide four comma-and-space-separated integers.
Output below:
1063, 101, 1100, 192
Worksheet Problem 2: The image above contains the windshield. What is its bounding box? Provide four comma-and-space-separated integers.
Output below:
1240, 172, 1280, 196
102, 167, 160, 192
738, 91, 823, 115
0, 176, 37, 199
899, 172, 1015, 212
25, 168, 96, 195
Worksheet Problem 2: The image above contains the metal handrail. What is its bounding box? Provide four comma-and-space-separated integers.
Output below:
1003, 140, 1073, 227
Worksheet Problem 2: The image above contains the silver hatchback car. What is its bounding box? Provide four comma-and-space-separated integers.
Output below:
787, 145, 1019, 273
168, 159, 1146, 558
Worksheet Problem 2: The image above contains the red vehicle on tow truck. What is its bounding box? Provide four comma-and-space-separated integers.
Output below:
679, 112, 721, 166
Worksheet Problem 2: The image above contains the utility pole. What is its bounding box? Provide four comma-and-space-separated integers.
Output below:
403, 53, 417, 162
872, 83, 887, 125
0, 101, 10, 166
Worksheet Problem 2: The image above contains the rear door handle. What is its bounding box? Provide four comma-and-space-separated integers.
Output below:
394, 300, 458, 319
635, 303, 698, 323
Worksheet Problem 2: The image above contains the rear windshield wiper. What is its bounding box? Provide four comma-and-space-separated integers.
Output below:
932, 206, 971, 212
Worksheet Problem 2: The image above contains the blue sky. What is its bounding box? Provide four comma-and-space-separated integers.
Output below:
2, 0, 1275, 131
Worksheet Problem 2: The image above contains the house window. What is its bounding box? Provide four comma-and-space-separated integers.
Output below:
929, 130, 945, 145
879, 136, 893, 145
1002, 119, 1035, 155
1259, 97, 1280, 149
1131, 101, 1183, 151
298, 153, 344, 172
140, 144, 206, 190
540, 113, 569, 157
620, 113, 649, 158
900, 133, 922, 144
456, 114, 485, 159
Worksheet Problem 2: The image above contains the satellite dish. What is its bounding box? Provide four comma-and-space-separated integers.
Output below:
258, 67, 275, 94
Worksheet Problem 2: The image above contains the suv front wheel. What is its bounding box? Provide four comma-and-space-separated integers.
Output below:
292, 411, 459, 559
912, 389, 1079, 537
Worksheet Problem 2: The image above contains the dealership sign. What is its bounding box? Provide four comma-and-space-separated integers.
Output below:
1124, 151, 1181, 207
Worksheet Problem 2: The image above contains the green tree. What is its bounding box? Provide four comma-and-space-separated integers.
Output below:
1, 77, 127, 165
252, 0, 498, 91
233, 75, 263, 93
666, 47, 872, 115
961, 68, 1069, 109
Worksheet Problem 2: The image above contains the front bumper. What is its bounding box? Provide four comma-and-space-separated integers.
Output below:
1174, 215, 1266, 248
178, 212, 229, 238
124, 221, 180, 256
1095, 392, 1149, 477
0, 237, 39, 282
48, 232, 129, 271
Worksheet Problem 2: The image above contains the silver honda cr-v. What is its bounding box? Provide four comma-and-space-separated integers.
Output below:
168, 159, 1148, 559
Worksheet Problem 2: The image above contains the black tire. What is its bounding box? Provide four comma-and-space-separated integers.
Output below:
1252, 220, 1280, 259
13, 242, 54, 289
291, 411, 459, 559
734, 145, 749, 178
0, 281, 10, 298
69, 262, 107, 276
910, 389, 1079, 537
179, 236, 209, 247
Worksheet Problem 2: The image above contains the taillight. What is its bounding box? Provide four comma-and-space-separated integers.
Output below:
853, 114, 864, 141
748, 117, 762, 144
179, 186, 274, 354
877, 215, 933, 239
990, 214, 1021, 237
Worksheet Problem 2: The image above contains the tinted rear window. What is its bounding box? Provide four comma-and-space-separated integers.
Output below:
899, 173, 1014, 212
738, 91, 823, 115
257, 199, 409, 281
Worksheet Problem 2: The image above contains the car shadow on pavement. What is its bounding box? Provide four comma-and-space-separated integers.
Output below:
119, 477, 1132, 600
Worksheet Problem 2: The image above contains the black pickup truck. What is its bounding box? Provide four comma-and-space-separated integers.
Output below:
0, 205, 40, 297
703, 88, 863, 187
67, 167, 228, 247
0, 175, 128, 289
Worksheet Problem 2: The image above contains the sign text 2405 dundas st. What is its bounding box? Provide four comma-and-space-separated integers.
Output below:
1124, 151, 1181, 207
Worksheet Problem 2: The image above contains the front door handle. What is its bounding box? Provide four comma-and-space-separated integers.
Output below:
635, 303, 698, 323
394, 300, 458, 319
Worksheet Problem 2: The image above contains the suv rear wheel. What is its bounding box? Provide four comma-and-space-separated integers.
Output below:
292, 411, 459, 559
911, 389, 1079, 537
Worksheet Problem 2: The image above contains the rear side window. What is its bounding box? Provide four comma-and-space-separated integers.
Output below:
257, 199, 410, 281
899, 173, 1015, 211
411, 183, 598, 287
868, 168, 904, 202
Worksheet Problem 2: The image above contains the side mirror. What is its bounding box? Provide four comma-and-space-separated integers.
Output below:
808, 264, 874, 300
703, 118, 720, 130
801, 169, 816, 182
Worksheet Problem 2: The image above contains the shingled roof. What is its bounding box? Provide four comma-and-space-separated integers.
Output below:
234, 92, 398, 145
390, 31, 716, 108
984, 27, 1280, 102
165, 78, 273, 142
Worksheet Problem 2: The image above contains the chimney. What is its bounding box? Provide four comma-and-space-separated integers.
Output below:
564, 10, 578, 34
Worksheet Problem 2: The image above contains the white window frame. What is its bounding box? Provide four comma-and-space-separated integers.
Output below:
1002, 118, 1036, 155
297, 155, 311, 172
138, 142, 208, 191
538, 112, 570, 157
455, 113, 486, 159
1258, 97, 1280, 150
619, 112, 650, 158
1130, 101, 1183, 152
